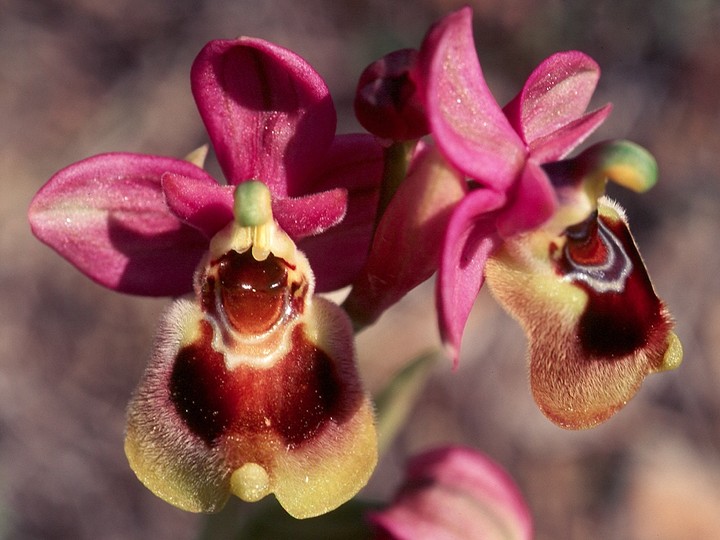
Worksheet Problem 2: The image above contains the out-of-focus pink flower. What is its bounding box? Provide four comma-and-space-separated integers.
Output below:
370, 446, 533, 540
421, 7, 612, 364
29, 37, 383, 296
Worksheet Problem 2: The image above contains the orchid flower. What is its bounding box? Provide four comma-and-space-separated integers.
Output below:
421, 8, 681, 428
28, 37, 382, 517
370, 446, 533, 540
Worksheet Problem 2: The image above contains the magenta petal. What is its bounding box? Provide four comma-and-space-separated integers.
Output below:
504, 51, 602, 148
306, 133, 384, 194
295, 134, 384, 292
29, 153, 208, 296
162, 172, 235, 239
298, 227, 370, 293
191, 37, 336, 196
421, 7, 525, 189
496, 161, 557, 238
274, 189, 347, 240
438, 188, 505, 365
529, 104, 612, 163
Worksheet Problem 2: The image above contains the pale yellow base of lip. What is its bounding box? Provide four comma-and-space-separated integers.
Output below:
239, 395, 377, 519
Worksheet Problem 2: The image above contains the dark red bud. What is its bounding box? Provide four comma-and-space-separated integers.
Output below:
354, 49, 429, 140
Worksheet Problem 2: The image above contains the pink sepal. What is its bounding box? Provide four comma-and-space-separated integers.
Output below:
437, 188, 505, 366
29, 153, 209, 296
420, 7, 525, 189
191, 37, 336, 196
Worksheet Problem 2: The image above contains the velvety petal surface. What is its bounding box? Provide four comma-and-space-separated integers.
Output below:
296, 134, 384, 292
126, 298, 377, 518
370, 446, 533, 540
162, 171, 235, 239
29, 153, 210, 296
273, 189, 347, 240
191, 37, 336, 196
438, 188, 506, 365
421, 7, 525, 188
503, 51, 601, 147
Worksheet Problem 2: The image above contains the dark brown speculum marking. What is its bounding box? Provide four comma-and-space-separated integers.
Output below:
169, 321, 344, 447
560, 212, 669, 359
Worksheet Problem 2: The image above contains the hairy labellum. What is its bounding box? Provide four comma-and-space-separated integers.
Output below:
485, 198, 681, 429
125, 182, 377, 518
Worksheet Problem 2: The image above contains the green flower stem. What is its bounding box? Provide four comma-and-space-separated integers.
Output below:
373, 349, 440, 455
373, 140, 417, 232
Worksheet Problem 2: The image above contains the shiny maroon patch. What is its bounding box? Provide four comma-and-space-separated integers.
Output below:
560, 213, 671, 359
169, 321, 346, 447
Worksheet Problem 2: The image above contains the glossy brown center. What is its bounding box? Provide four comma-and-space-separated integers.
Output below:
217, 250, 289, 334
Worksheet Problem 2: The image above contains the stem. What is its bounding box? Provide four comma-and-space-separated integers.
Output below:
373, 140, 417, 232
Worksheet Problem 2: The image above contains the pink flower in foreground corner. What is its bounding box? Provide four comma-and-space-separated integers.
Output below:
28, 38, 381, 518
370, 446, 533, 540
422, 8, 682, 428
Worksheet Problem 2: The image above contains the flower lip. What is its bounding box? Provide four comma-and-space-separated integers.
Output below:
168, 319, 347, 447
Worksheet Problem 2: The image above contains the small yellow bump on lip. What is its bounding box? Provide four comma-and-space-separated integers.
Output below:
231, 462, 271, 503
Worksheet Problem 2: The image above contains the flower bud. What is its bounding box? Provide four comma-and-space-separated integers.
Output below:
354, 49, 429, 141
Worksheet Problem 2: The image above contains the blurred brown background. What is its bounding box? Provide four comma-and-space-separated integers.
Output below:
2, 0, 719, 538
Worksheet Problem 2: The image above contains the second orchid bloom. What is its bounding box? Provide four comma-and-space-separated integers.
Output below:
352, 7, 681, 429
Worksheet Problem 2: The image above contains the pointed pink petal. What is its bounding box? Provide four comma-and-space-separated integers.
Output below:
29, 153, 208, 296
274, 189, 347, 239
421, 7, 525, 189
162, 172, 235, 239
438, 188, 505, 365
496, 160, 557, 238
296, 134, 384, 292
343, 146, 466, 327
370, 446, 533, 540
504, 51, 604, 149
191, 38, 336, 196
528, 104, 612, 162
